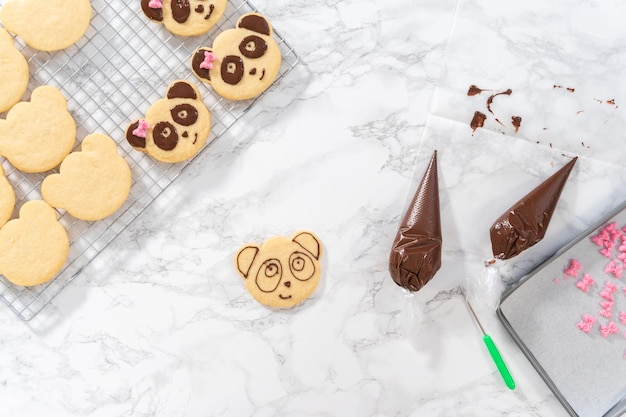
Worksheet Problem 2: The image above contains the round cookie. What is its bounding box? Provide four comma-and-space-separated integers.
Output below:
42, 133, 132, 221
191, 13, 282, 101
0, 165, 16, 228
234, 231, 323, 308
0, 85, 76, 173
0, 29, 29, 113
0, 200, 69, 287
125, 80, 211, 163
0, 0, 92, 52
141, 0, 227, 37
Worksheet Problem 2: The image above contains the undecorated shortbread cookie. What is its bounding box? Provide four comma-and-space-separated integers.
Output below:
0, 85, 76, 173
191, 13, 282, 101
0, 0, 92, 51
0, 29, 29, 113
42, 133, 132, 221
0, 165, 16, 228
141, 0, 227, 37
125, 80, 211, 163
235, 231, 323, 308
0, 200, 69, 287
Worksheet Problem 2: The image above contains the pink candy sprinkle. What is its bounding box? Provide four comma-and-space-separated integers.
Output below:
601, 300, 614, 309
565, 258, 582, 277
576, 314, 597, 333
200, 51, 217, 70
605, 259, 623, 278
600, 321, 619, 338
132, 119, 150, 138
575, 273, 595, 292
148, 0, 162, 8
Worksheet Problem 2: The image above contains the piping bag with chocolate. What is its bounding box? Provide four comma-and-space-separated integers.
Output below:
389, 151, 442, 335
466, 156, 578, 309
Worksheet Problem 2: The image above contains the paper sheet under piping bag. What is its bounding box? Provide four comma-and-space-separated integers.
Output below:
467, 156, 578, 309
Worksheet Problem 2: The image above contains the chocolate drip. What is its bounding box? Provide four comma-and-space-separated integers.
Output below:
512, 116, 522, 133
486, 89, 512, 114
389, 151, 442, 292
470, 111, 487, 133
467, 85, 484, 96
490, 157, 578, 260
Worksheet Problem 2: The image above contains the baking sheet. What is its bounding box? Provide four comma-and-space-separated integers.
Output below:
499, 201, 626, 417
0, 0, 299, 320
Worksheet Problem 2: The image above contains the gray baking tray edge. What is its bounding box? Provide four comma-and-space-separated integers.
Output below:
498, 200, 626, 417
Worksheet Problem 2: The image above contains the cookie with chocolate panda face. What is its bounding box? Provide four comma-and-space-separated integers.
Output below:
191, 13, 282, 101
126, 80, 211, 163
235, 231, 323, 308
141, 0, 227, 37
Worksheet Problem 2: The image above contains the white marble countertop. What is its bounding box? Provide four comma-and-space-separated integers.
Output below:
1, 0, 625, 416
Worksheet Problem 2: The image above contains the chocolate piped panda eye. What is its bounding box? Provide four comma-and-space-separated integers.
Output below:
239, 35, 268, 59
221, 55, 245, 85
171, 0, 191, 24
171, 104, 198, 126
152, 121, 179, 151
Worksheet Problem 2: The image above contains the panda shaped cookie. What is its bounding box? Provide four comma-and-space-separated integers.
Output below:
0, 29, 29, 113
235, 231, 323, 308
0, 0, 92, 51
141, 0, 227, 37
125, 80, 211, 163
0, 200, 69, 287
0, 85, 76, 173
191, 13, 282, 101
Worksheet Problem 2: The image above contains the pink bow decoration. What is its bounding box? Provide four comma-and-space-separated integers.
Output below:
600, 244, 614, 258
564, 258, 582, 277
620, 311, 626, 325
575, 273, 595, 292
148, 0, 162, 8
200, 51, 217, 70
600, 282, 618, 301
576, 314, 596, 333
132, 119, 150, 138
604, 260, 623, 278
599, 308, 613, 318
600, 321, 619, 338
591, 227, 610, 246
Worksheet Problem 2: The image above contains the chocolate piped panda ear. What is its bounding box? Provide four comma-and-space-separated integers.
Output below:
236, 245, 260, 279
237, 13, 272, 36
191, 47, 214, 83
126, 120, 147, 149
166, 81, 198, 100
292, 232, 321, 260
141, 0, 163, 22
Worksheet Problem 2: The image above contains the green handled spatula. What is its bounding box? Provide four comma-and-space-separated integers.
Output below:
460, 286, 516, 390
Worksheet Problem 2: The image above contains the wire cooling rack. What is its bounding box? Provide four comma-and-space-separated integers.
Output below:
0, 0, 299, 321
